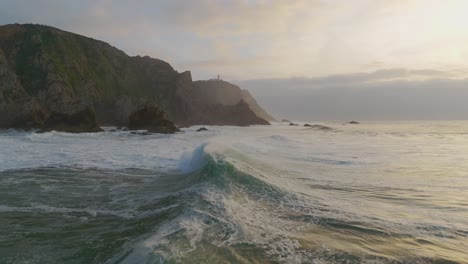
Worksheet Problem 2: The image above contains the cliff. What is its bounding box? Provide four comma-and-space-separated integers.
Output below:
0, 24, 269, 131
192, 79, 276, 121
240, 89, 276, 122
0, 47, 47, 129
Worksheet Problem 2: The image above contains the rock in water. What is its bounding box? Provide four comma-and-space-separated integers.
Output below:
307, 124, 333, 131
128, 102, 180, 134
196, 127, 208, 132
304, 123, 312, 127
42, 104, 103, 133
348, 121, 360, 124
289, 122, 299, 126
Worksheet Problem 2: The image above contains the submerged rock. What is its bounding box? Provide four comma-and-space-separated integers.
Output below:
289, 122, 299, 126
41, 104, 103, 133
306, 124, 333, 131
348, 121, 360, 124
304, 124, 333, 131
196, 127, 208, 132
128, 102, 180, 134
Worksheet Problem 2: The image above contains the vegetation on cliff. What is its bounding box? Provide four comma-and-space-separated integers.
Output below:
0, 24, 271, 132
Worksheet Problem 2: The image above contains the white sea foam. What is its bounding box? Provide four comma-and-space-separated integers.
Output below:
1, 122, 468, 262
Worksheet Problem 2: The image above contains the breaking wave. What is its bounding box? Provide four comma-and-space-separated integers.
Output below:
1, 123, 468, 263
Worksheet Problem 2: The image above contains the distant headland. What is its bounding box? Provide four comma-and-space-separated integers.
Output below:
0, 24, 274, 133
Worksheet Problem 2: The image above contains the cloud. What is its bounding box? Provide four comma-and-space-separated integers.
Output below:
237, 68, 468, 120
151, 0, 323, 35
239, 68, 468, 90
1, 0, 468, 80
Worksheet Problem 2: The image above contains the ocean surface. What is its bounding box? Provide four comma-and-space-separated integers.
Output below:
0, 121, 467, 264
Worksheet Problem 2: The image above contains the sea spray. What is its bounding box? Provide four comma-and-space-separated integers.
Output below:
178, 143, 209, 174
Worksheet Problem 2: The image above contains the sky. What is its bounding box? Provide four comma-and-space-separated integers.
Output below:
1, 0, 468, 120
1, 0, 468, 80
236, 71, 468, 120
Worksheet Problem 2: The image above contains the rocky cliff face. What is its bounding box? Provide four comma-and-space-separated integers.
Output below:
0, 47, 47, 129
181, 99, 270, 126
0, 24, 270, 131
41, 102, 103, 133
128, 100, 180, 133
192, 80, 276, 122
240, 89, 276, 122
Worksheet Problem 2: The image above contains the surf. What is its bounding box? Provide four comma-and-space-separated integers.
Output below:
1, 123, 468, 263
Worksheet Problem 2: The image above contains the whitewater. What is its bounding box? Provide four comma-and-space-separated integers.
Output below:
0, 121, 467, 263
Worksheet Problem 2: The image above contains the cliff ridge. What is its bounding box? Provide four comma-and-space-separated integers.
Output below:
0, 24, 271, 131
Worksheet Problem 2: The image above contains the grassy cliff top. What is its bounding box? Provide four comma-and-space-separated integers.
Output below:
0, 23, 177, 100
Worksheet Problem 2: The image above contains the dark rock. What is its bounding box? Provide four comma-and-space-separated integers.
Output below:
0, 98, 48, 130
183, 99, 270, 126
306, 124, 333, 131
348, 121, 360, 124
240, 90, 276, 122
0, 48, 48, 130
192, 79, 276, 122
128, 102, 180, 134
304, 123, 312, 127
289, 122, 299, 126
41, 103, 103, 133
196, 127, 208, 132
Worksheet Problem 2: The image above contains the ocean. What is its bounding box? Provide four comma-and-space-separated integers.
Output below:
0, 122, 467, 263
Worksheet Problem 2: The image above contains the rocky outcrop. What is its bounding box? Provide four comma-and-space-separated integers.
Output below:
219, 99, 270, 126
0, 24, 270, 130
128, 101, 180, 134
184, 100, 269, 126
306, 124, 333, 131
41, 102, 103, 133
0, 97, 48, 130
0, 48, 47, 130
240, 89, 276, 122
192, 79, 275, 122
196, 127, 208, 132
